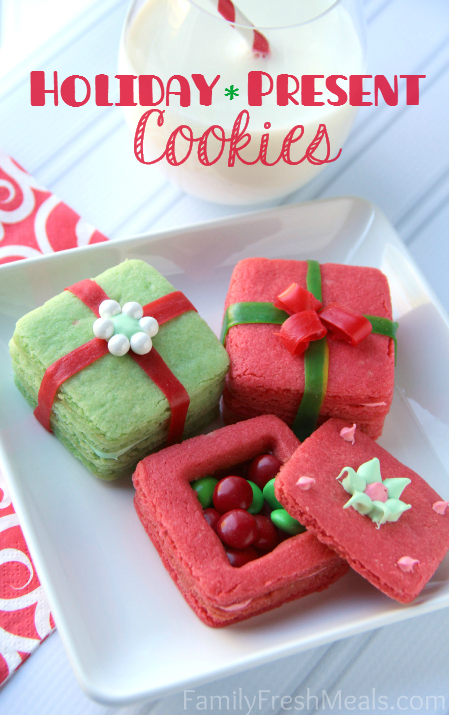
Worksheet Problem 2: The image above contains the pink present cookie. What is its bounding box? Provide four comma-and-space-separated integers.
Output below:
222, 258, 396, 440
275, 418, 449, 603
133, 415, 348, 627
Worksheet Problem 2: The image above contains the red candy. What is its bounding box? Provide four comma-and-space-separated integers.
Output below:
225, 546, 258, 567
279, 310, 327, 356
248, 454, 282, 490
203, 508, 221, 532
217, 509, 258, 549
318, 302, 372, 346
200, 455, 293, 564
213, 476, 253, 514
274, 283, 322, 315
253, 515, 279, 552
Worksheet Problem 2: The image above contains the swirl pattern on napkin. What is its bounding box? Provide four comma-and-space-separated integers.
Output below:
0, 150, 107, 265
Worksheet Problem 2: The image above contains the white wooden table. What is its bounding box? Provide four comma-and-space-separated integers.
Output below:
1, 0, 449, 712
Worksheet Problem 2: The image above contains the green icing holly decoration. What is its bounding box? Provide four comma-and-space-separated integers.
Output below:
337, 457, 411, 527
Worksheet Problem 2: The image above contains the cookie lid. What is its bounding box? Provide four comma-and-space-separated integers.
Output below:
275, 419, 449, 603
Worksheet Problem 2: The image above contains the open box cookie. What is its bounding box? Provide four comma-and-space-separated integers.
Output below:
133, 415, 348, 627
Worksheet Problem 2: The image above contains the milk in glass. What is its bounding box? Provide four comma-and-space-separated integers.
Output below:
119, 0, 365, 204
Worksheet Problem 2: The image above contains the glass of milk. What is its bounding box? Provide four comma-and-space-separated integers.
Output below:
119, 0, 366, 205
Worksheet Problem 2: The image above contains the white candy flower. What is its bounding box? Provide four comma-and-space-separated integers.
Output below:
108, 333, 130, 357
98, 299, 121, 318
92, 317, 114, 340
138, 316, 159, 338
93, 300, 159, 356
122, 301, 144, 320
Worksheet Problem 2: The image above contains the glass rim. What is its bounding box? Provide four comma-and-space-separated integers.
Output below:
184, 0, 343, 31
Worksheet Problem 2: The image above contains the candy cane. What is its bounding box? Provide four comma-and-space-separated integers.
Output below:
214, 0, 270, 56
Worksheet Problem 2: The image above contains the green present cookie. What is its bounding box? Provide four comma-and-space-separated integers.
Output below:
9, 259, 229, 480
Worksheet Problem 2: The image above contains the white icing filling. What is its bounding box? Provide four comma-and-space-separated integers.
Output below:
219, 599, 252, 612
360, 402, 387, 407
79, 434, 150, 461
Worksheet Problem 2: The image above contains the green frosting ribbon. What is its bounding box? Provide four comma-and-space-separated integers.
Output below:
221, 260, 398, 441
364, 315, 398, 364
292, 260, 329, 441
220, 302, 288, 342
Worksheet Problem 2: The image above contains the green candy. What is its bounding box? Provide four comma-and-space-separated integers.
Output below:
271, 509, 306, 536
247, 481, 264, 514
263, 478, 283, 510
191, 476, 218, 509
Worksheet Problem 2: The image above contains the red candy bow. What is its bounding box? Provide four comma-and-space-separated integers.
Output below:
274, 283, 372, 356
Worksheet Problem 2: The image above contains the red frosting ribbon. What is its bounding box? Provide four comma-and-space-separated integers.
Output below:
275, 283, 373, 356
66, 279, 109, 317
34, 339, 109, 431
34, 279, 196, 446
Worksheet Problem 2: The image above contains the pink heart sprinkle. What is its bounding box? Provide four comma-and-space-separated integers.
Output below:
296, 476, 315, 490
340, 424, 356, 444
364, 481, 388, 503
397, 556, 420, 573
433, 501, 449, 515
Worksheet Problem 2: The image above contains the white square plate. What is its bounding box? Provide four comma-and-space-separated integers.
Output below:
1, 197, 449, 706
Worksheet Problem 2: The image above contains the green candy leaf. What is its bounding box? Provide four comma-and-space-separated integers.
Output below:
370, 501, 390, 525
382, 477, 411, 500
343, 491, 373, 515
384, 498, 412, 522
339, 467, 366, 494
357, 457, 382, 485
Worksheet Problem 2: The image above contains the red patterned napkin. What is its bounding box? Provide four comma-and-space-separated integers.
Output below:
0, 150, 106, 264
0, 151, 108, 685
0, 475, 55, 685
